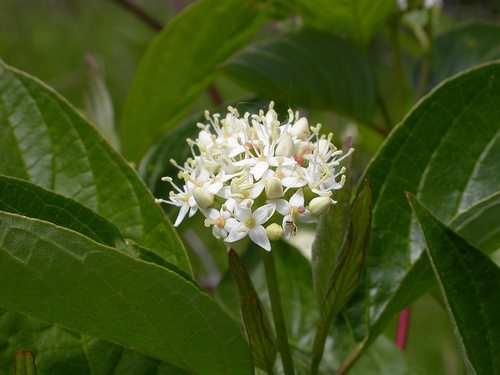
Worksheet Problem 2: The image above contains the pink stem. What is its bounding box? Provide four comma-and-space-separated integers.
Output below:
396, 308, 411, 350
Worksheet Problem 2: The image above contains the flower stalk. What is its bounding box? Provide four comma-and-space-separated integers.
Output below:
261, 248, 295, 375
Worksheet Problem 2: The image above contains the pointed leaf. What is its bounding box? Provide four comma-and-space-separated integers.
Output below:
294, 0, 396, 44
322, 180, 372, 320
0, 60, 191, 275
120, 0, 269, 161
223, 30, 376, 121
241, 297, 277, 373
14, 351, 37, 375
0, 211, 252, 375
449, 191, 500, 255
228, 249, 276, 372
312, 137, 353, 305
0, 175, 122, 248
344, 62, 500, 351
408, 194, 500, 375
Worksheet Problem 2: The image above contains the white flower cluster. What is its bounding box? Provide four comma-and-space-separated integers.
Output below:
156, 102, 353, 251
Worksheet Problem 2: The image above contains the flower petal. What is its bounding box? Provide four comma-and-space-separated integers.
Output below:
289, 188, 305, 207
225, 223, 248, 243
254, 203, 276, 224
297, 210, 318, 224
249, 225, 271, 251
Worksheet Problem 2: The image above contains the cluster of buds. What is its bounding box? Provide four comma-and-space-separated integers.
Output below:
156, 102, 353, 251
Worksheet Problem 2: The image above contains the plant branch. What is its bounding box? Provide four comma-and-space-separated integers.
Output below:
108, 0, 224, 107
415, 8, 435, 99
108, 0, 163, 32
261, 249, 295, 375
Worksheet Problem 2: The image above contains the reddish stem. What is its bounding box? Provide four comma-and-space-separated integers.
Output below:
396, 308, 411, 350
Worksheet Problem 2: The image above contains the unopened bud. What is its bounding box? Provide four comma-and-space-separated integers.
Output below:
266, 223, 283, 241
291, 117, 310, 140
193, 187, 214, 209
275, 134, 295, 157
309, 196, 333, 216
265, 178, 283, 199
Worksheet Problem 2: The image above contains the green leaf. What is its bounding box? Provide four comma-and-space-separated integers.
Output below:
312, 137, 353, 306
0, 310, 189, 375
0, 211, 253, 375
449, 191, 500, 255
241, 297, 277, 374
322, 180, 372, 321
422, 23, 500, 93
341, 62, 500, 364
349, 335, 424, 375
0, 60, 191, 275
310, 181, 372, 373
84, 55, 119, 151
0, 175, 122, 248
294, 0, 396, 44
14, 351, 37, 375
217, 242, 319, 349
228, 249, 276, 373
120, 0, 269, 162
223, 30, 376, 121
408, 194, 500, 375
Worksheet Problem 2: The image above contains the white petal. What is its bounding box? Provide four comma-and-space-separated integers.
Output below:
252, 161, 269, 180
225, 223, 248, 243
253, 204, 276, 224
289, 188, 305, 207
174, 205, 189, 227
207, 181, 223, 194
281, 177, 306, 188
275, 199, 290, 216
249, 226, 271, 251
249, 180, 265, 199
282, 216, 295, 240
297, 210, 318, 224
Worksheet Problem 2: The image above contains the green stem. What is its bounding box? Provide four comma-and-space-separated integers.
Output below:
415, 8, 435, 99
389, 14, 405, 103
261, 249, 295, 375
310, 318, 329, 375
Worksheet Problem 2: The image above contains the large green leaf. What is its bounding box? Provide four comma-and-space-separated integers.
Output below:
120, 0, 268, 162
409, 195, 500, 375
341, 62, 500, 364
223, 30, 376, 121
0, 211, 252, 375
0, 60, 191, 275
422, 23, 500, 93
449, 191, 500, 255
0, 310, 188, 375
312, 137, 353, 306
294, 0, 396, 44
0, 175, 122, 248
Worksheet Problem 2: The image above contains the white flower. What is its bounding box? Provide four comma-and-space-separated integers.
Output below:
157, 102, 352, 251
225, 203, 276, 251
274, 189, 318, 239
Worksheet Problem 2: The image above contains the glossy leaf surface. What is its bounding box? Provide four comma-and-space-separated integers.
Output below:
312, 138, 353, 305
344, 62, 500, 359
0, 310, 188, 375
409, 195, 500, 375
0, 61, 191, 274
120, 0, 268, 161
294, 0, 396, 44
0, 211, 253, 375
223, 30, 376, 121
0, 175, 121, 248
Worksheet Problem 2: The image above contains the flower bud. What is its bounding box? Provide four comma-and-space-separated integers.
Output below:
275, 134, 295, 157
265, 178, 283, 199
193, 187, 214, 209
291, 117, 310, 140
266, 223, 283, 241
309, 196, 333, 216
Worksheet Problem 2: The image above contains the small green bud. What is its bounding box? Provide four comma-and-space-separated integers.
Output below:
193, 187, 214, 209
309, 196, 333, 216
